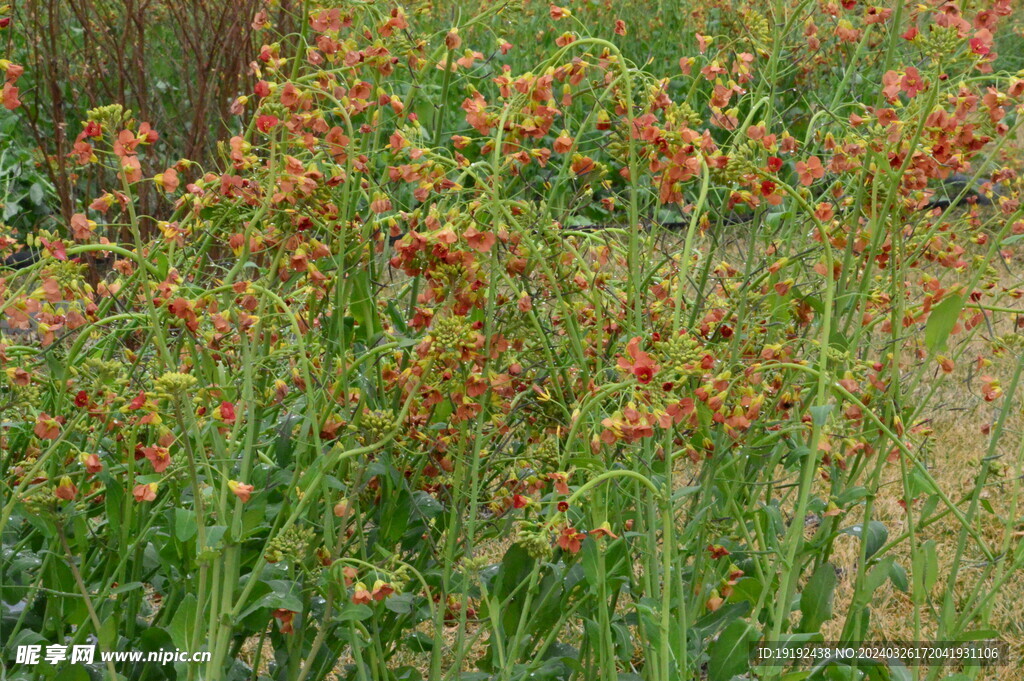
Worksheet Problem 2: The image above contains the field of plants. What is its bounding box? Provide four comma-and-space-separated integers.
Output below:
2, 1, 1024, 680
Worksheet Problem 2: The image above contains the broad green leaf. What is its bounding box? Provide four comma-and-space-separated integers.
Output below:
169, 594, 197, 649
889, 562, 909, 592
925, 295, 964, 353
862, 557, 896, 602
842, 521, 888, 559
707, 620, 756, 681
174, 508, 197, 543
799, 562, 837, 633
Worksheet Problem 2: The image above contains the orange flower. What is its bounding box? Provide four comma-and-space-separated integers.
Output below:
371, 580, 394, 601
133, 482, 158, 503
81, 453, 103, 474
228, 480, 254, 503
463, 226, 495, 253
142, 445, 171, 473
70, 213, 96, 240
2, 83, 21, 110
33, 413, 61, 440
154, 167, 179, 193
552, 131, 573, 154
795, 156, 825, 186
589, 522, 618, 540
352, 582, 372, 605
54, 476, 78, 501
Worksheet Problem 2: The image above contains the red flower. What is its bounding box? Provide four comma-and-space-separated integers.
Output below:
589, 522, 619, 540
557, 526, 585, 554
616, 337, 660, 384
142, 445, 171, 473
81, 453, 103, 474
256, 114, 279, 133
549, 472, 570, 495
549, 5, 571, 19
215, 401, 237, 424
154, 167, 179, 193
128, 391, 147, 410
2, 83, 20, 110
70, 213, 96, 241
970, 29, 993, 56
707, 544, 730, 559
900, 67, 926, 98
272, 609, 295, 634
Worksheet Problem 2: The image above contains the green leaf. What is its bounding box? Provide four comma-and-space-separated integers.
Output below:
798, 562, 836, 633
888, 665, 913, 681
384, 593, 416, 615
274, 414, 302, 468
842, 521, 888, 559
237, 579, 303, 620
862, 557, 896, 602
169, 594, 197, 649
98, 613, 118, 651
707, 620, 756, 681
197, 525, 228, 561
174, 508, 197, 543
889, 562, 909, 593
379, 488, 412, 546
111, 581, 144, 595
835, 487, 867, 507
29, 183, 44, 206
810, 404, 834, 427
336, 602, 373, 622
139, 626, 175, 653
404, 631, 434, 653
349, 270, 382, 344
925, 295, 965, 353
727, 576, 764, 606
